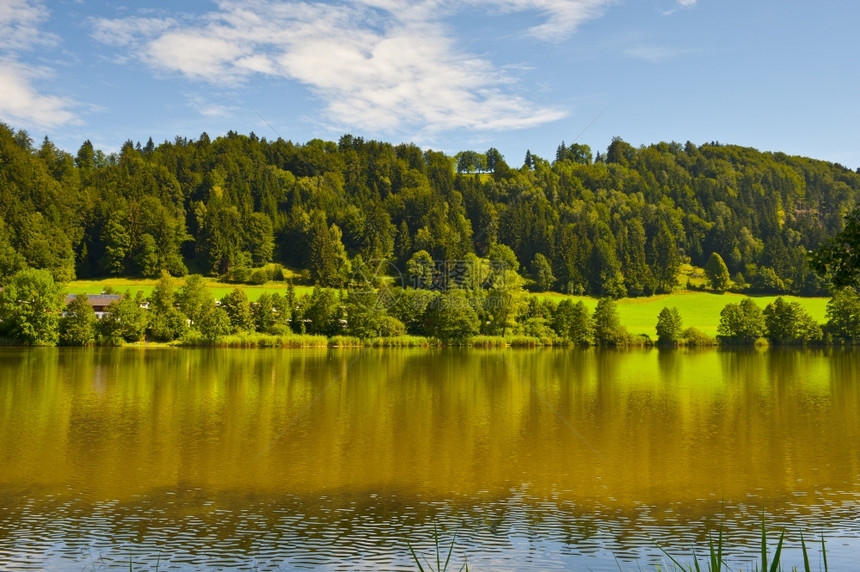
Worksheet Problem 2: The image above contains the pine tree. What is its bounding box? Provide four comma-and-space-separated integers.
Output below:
704, 252, 731, 291
648, 222, 680, 293
531, 253, 556, 292
308, 211, 338, 286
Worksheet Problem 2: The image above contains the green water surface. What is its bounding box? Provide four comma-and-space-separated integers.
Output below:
0, 347, 858, 570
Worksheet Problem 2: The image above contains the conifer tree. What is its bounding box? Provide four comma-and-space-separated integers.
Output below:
704, 252, 731, 291
308, 211, 338, 286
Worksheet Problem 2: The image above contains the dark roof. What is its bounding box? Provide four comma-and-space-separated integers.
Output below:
64, 294, 122, 306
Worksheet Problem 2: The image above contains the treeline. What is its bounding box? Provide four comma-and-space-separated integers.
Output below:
4, 268, 860, 348
2, 123, 860, 296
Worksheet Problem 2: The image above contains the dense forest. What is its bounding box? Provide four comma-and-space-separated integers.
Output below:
2, 122, 860, 296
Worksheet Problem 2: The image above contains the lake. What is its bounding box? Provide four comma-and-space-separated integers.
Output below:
1, 347, 859, 570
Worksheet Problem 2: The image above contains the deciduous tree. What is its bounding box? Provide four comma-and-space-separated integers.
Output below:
0, 268, 64, 345
717, 298, 765, 343
656, 306, 683, 345
59, 294, 96, 346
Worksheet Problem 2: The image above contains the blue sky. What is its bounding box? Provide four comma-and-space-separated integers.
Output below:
2, 0, 859, 168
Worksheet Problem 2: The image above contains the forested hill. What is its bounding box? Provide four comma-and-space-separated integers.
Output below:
1, 122, 859, 296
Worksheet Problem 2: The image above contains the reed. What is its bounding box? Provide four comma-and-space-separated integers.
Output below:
180, 332, 329, 348
327, 335, 364, 348
409, 520, 828, 572
467, 335, 549, 347
408, 525, 469, 572
654, 518, 827, 572
368, 336, 436, 347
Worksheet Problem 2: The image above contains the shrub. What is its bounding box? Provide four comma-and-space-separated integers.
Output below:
248, 268, 269, 285
378, 315, 407, 337
682, 327, 717, 346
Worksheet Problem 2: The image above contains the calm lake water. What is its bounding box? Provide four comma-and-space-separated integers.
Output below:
1, 347, 859, 570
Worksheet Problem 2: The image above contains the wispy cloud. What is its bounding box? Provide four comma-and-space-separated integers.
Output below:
188, 96, 237, 118
90, 16, 176, 47
0, 0, 78, 128
474, 0, 611, 41
663, 0, 697, 16
0, 60, 78, 127
0, 0, 56, 50
91, 0, 613, 135
624, 43, 691, 62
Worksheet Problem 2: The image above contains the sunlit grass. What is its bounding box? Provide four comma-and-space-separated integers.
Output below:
532, 290, 828, 338
180, 332, 329, 348
615, 292, 829, 338
66, 277, 315, 301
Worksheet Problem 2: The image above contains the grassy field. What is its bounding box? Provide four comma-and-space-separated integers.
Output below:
529, 290, 828, 338
66, 277, 316, 301
68, 277, 831, 339
615, 291, 829, 338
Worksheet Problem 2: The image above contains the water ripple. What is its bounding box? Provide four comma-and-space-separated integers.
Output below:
1, 486, 859, 570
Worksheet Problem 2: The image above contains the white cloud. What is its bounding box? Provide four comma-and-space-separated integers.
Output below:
0, 0, 56, 51
90, 16, 175, 47
0, 1, 78, 128
663, 0, 697, 15
482, 0, 611, 40
0, 60, 78, 127
91, 0, 609, 135
188, 96, 237, 118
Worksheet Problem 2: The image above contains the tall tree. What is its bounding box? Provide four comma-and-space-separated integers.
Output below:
810, 205, 860, 289
648, 222, 680, 293
763, 297, 822, 344
531, 253, 556, 292
553, 299, 593, 345
308, 211, 339, 286
704, 252, 731, 292
177, 274, 212, 326
717, 298, 765, 344
655, 306, 683, 345
147, 270, 187, 341
592, 297, 627, 346
59, 294, 97, 346
0, 268, 64, 345
826, 288, 860, 341
221, 287, 254, 333
246, 212, 275, 266
98, 291, 148, 343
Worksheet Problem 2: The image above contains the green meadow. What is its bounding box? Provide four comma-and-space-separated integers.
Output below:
65, 277, 316, 302
614, 291, 829, 338
536, 290, 828, 337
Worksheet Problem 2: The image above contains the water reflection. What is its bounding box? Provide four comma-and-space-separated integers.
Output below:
0, 347, 859, 570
